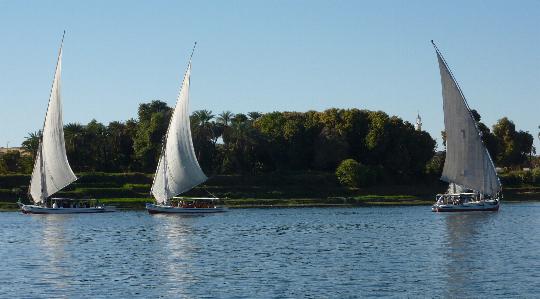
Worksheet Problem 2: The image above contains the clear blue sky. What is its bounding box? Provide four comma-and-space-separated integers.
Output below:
1, 0, 539, 151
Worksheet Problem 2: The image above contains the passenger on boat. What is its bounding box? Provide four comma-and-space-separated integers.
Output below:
53, 202, 58, 209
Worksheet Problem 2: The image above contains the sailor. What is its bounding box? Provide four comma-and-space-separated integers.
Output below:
52, 201, 58, 209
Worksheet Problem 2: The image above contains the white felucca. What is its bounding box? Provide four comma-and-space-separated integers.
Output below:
146, 44, 226, 214
20, 33, 109, 214
431, 41, 502, 212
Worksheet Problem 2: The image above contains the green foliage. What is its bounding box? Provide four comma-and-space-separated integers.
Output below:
493, 117, 534, 167
336, 159, 361, 187
11, 99, 535, 191
77, 172, 151, 185
123, 183, 151, 193
425, 152, 445, 176
0, 151, 33, 174
442, 110, 535, 168
336, 159, 377, 188
15, 103, 441, 184
499, 168, 540, 186
68, 188, 142, 198
133, 100, 172, 172
22, 131, 40, 159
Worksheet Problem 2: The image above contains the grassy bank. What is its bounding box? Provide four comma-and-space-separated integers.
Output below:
0, 172, 538, 211
92, 195, 435, 210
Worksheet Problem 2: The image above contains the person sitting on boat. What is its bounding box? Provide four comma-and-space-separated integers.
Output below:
52, 201, 58, 209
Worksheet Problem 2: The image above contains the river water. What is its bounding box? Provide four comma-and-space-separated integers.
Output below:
1, 203, 539, 298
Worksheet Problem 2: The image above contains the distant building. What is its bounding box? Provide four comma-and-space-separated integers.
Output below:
415, 113, 422, 131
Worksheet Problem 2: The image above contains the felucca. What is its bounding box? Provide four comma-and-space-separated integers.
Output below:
20, 33, 111, 214
431, 41, 502, 212
146, 43, 226, 214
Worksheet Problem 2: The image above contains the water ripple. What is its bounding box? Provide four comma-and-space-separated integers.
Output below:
0, 203, 539, 297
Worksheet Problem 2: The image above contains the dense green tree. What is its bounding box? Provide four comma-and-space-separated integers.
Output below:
21, 131, 41, 159
492, 117, 534, 167
426, 151, 445, 176
133, 100, 172, 172
222, 113, 263, 174
254, 112, 287, 170
247, 111, 262, 121
216, 111, 234, 126
64, 123, 87, 171
365, 111, 391, 165
313, 126, 350, 171
106, 120, 136, 171
16, 100, 532, 186
0, 150, 32, 173
191, 110, 219, 174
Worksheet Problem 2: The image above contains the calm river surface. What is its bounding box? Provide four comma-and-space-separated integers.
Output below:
1, 203, 539, 298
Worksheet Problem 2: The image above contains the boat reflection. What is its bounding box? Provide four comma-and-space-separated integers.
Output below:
38, 215, 73, 291
151, 214, 198, 296
440, 212, 498, 297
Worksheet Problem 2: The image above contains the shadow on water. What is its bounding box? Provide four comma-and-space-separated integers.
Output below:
440, 211, 499, 297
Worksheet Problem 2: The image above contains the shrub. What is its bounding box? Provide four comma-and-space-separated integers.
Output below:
336, 159, 377, 188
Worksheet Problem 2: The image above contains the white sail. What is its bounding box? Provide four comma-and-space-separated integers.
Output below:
435, 48, 501, 196
151, 63, 208, 204
29, 44, 77, 203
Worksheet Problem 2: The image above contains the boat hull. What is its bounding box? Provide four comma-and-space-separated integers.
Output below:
20, 204, 107, 214
432, 200, 500, 212
146, 203, 227, 214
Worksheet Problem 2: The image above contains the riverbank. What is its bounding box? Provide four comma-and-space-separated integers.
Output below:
2, 192, 538, 211
77, 190, 540, 209
1, 172, 539, 211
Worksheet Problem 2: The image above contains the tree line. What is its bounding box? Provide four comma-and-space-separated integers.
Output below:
1, 101, 536, 186
440, 110, 535, 167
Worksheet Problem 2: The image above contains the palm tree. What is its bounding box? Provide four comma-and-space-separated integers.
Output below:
63, 123, 86, 170
22, 131, 41, 159
192, 110, 214, 126
64, 123, 85, 151
217, 111, 234, 126
247, 111, 262, 121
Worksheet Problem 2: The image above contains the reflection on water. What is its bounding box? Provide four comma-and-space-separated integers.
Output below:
40, 215, 72, 293
0, 204, 538, 297
152, 215, 197, 296
441, 212, 498, 297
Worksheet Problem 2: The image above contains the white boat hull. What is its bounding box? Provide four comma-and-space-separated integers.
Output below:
432, 199, 500, 212
20, 204, 107, 214
146, 203, 227, 214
